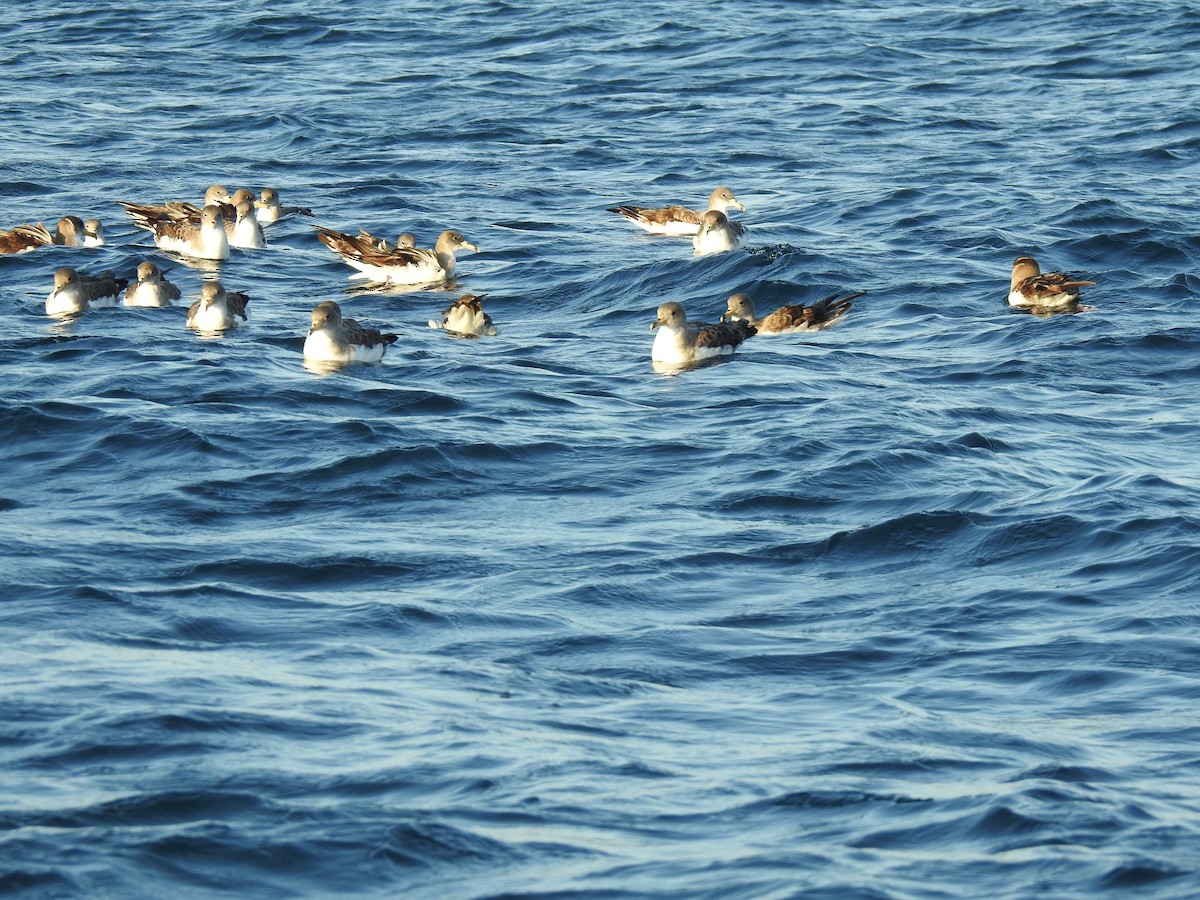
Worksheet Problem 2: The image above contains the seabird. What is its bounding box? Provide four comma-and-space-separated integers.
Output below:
186, 280, 249, 330
254, 188, 315, 225
48, 215, 88, 247
692, 210, 746, 255
81, 218, 105, 247
226, 199, 266, 250
0, 215, 99, 253
428, 293, 496, 336
45, 266, 127, 316
121, 188, 262, 253
1008, 256, 1095, 309
608, 187, 746, 236
123, 260, 182, 307
650, 301, 755, 365
316, 226, 478, 284
721, 291, 862, 334
124, 203, 230, 260
303, 300, 397, 363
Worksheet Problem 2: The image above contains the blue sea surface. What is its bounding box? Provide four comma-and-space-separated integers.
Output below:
2, 1, 1200, 897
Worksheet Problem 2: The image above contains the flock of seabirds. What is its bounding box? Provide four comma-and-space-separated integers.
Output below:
3, 184, 1096, 368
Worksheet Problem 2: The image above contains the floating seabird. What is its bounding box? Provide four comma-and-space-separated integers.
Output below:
303, 300, 397, 363
316, 226, 478, 284
650, 301, 755, 365
692, 210, 746, 256
123, 260, 182, 307
41, 215, 88, 247
0, 215, 101, 253
81, 218, 105, 247
721, 291, 862, 334
226, 199, 266, 250
45, 266, 127, 316
123, 203, 229, 260
428, 293, 496, 336
186, 280, 249, 330
608, 187, 746, 236
254, 188, 315, 225
1008, 256, 1095, 310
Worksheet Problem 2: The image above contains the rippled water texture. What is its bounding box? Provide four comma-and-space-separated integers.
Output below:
3, 1, 1200, 897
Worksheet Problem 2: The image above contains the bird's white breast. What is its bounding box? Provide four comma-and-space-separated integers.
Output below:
124, 283, 172, 307
45, 288, 84, 315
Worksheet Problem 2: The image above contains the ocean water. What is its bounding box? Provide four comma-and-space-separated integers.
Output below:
2, 0, 1200, 897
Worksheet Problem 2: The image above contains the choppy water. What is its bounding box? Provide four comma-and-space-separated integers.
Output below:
3, 1, 1200, 897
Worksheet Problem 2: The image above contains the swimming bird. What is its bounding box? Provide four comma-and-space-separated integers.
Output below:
186, 280, 249, 330
304, 300, 398, 363
32, 215, 101, 248
0, 215, 99, 253
650, 301, 756, 365
45, 266, 127, 316
81, 218, 105, 247
721, 291, 862, 334
121, 188, 262, 252
226, 199, 266, 249
1008, 256, 1095, 309
692, 210, 746, 255
254, 188, 315, 225
608, 187, 746, 236
316, 226, 478, 284
123, 260, 182, 307
428, 293, 496, 336
124, 203, 230, 260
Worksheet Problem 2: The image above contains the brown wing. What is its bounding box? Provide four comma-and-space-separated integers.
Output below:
0, 224, 51, 253
343, 317, 398, 348
225, 291, 250, 319
0, 230, 31, 254
356, 228, 390, 250
1017, 273, 1094, 302
315, 227, 361, 255
153, 217, 203, 242
609, 204, 702, 226
762, 292, 862, 332
317, 227, 395, 258
759, 305, 811, 332
317, 226, 431, 267
118, 200, 202, 231
14, 222, 55, 243
806, 291, 862, 323
79, 273, 129, 301
694, 320, 755, 348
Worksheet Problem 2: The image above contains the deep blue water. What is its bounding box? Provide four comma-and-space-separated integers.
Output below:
3, 1, 1200, 897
